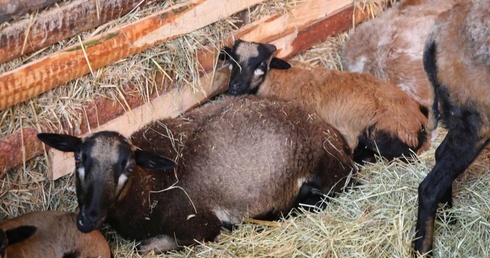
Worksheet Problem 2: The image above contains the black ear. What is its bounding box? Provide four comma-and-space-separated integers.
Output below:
270, 57, 291, 70
134, 149, 177, 170
37, 133, 82, 152
5, 226, 37, 245
218, 46, 232, 61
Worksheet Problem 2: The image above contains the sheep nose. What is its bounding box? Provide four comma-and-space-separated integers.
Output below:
229, 82, 243, 95
77, 208, 101, 233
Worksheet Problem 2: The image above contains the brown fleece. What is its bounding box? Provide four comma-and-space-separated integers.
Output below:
0, 211, 111, 258
257, 67, 430, 154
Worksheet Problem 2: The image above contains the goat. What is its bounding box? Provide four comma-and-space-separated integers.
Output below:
0, 211, 111, 258
342, 0, 459, 109
37, 95, 355, 253
221, 39, 430, 163
414, 0, 490, 255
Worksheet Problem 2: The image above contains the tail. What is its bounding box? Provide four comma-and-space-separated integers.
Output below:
423, 39, 440, 131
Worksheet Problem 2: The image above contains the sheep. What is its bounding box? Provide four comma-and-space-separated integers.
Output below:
0, 211, 111, 258
220, 39, 431, 163
342, 0, 459, 109
414, 0, 490, 255
37, 95, 355, 254
0, 225, 36, 258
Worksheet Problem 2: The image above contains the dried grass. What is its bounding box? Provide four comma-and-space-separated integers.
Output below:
3, 0, 488, 257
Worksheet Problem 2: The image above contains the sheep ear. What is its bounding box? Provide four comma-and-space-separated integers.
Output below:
270, 57, 291, 70
5, 226, 37, 245
134, 149, 177, 171
37, 133, 82, 153
218, 46, 232, 61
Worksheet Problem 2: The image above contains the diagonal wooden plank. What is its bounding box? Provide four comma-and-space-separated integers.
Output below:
0, 0, 266, 111
0, 0, 154, 64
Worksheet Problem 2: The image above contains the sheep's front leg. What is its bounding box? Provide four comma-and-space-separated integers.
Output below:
137, 235, 180, 254
138, 211, 222, 254
414, 129, 487, 256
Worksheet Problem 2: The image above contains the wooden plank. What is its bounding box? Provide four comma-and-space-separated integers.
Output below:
0, 127, 43, 179
0, 0, 267, 111
0, 0, 61, 23
0, 0, 155, 64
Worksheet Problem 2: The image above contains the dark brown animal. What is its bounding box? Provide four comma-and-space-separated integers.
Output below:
415, 0, 490, 256
38, 95, 355, 253
221, 39, 430, 163
0, 211, 111, 258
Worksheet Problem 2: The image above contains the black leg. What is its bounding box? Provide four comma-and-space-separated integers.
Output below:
414, 131, 486, 256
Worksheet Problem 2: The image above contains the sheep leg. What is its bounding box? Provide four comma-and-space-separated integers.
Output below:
138, 212, 222, 254
434, 138, 455, 224
414, 130, 486, 256
137, 235, 181, 254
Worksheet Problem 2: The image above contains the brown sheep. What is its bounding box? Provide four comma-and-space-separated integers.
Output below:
0, 211, 111, 258
342, 0, 459, 108
415, 0, 490, 256
37, 95, 355, 254
221, 39, 430, 163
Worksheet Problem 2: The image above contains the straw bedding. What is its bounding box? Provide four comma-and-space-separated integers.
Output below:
2, 0, 490, 257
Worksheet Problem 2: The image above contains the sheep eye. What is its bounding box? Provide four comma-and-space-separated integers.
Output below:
75, 152, 85, 164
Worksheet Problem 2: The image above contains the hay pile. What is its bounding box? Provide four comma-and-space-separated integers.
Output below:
2, 0, 490, 257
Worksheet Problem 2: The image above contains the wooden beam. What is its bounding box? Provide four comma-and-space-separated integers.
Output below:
0, 127, 44, 179
0, 0, 267, 111
47, 0, 383, 180
0, 0, 61, 23
0, 0, 156, 64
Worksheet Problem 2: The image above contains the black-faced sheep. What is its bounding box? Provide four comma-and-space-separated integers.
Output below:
0, 211, 111, 258
37, 95, 355, 253
221, 39, 430, 163
414, 0, 490, 255
342, 0, 459, 109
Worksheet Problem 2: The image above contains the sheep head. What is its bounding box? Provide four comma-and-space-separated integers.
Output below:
37, 131, 176, 233
219, 39, 291, 95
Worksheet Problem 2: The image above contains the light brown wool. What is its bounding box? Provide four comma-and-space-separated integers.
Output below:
0, 211, 111, 258
257, 66, 430, 156
342, 0, 459, 108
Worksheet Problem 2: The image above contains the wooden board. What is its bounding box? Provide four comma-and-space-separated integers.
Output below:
0, 0, 61, 23
0, 0, 266, 111
0, 0, 157, 64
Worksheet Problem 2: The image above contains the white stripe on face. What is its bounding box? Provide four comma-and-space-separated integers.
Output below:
254, 68, 265, 76
116, 173, 129, 194
77, 167, 86, 180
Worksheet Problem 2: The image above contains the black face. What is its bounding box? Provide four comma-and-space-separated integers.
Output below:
37, 131, 177, 233
224, 40, 277, 95
73, 132, 134, 233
